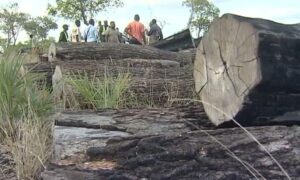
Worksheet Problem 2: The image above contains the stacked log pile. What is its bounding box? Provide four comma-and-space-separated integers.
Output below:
29, 14, 300, 180
194, 13, 300, 126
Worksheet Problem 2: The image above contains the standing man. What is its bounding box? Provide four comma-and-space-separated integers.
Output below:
71, 20, 82, 42
98, 21, 104, 42
102, 20, 109, 42
124, 14, 146, 45
103, 20, 109, 31
103, 21, 120, 43
84, 19, 98, 43
58, 24, 69, 42
146, 19, 163, 44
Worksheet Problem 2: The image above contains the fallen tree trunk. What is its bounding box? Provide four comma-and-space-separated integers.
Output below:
194, 13, 300, 126
53, 105, 210, 159
54, 59, 192, 79
48, 43, 193, 66
46, 57, 195, 107
42, 126, 300, 180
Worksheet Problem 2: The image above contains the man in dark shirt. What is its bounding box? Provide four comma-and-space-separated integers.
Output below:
59, 24, 69, 42
146, 19, 163, 44
98, 21, 104, 42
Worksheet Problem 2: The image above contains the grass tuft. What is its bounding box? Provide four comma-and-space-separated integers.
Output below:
67, 71, 135, 109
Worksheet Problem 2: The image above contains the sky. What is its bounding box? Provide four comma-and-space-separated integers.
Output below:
1, 0, 300, 42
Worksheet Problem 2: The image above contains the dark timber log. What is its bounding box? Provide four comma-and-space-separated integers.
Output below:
33, 58, 194, 107
48, 43, 193, 66
53, 59, 193, 79
151, 29, 195, 51
42, 126, 300, 180
194, 13, 300, 126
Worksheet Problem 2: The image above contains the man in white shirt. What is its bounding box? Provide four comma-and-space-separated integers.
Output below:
71, 20, 82, 42
84, 19, 98, 43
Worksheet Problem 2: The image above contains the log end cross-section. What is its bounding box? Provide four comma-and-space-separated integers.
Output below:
194, 14, 300, 126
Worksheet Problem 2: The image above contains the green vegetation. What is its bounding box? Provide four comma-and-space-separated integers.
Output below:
0, 2, 57, 49
24, 16, 58, 41
0, 50, 54, 179
48, 0, 124, 25
183, 0, 220, 37
67, 72, 135, 109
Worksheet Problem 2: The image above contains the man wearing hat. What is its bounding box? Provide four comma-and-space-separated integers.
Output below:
59, 24, 69, 42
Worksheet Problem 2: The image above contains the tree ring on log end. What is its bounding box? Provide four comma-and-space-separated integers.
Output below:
194, 14, 262, 125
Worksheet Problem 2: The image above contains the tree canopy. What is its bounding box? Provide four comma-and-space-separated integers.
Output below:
48, 0, 124, 25
0, 3, 29, 46
24, 16, 58, 41
183, 0, 220, 38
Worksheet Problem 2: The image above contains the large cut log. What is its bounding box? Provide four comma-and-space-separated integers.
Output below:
49, 58, 195, 107
53, 59, 192, 79
194, 13, 300, 126
53, 104, 210, 159
42, 126, 300, 180
48, 43, 193, 66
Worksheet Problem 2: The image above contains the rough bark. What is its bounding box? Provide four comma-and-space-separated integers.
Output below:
194, 13, 300, 126
53, 59, 192, 79
48, 43, 193, 66
42, 126, 300, 180
53, 104, 211, 159
27, 59, 195, 107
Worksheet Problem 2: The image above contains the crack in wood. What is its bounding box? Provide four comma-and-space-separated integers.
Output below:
217, 42, 240, 97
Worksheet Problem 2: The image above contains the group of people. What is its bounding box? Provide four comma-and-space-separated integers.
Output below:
58, 14, 163, 45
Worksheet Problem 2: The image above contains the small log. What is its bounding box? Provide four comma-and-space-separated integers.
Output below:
194, 13, 300, 126
48, 43, 193, 66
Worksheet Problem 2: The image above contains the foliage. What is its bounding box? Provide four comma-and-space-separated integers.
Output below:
0, 3, 29, 46
0, 50, 53, 130
67, 72, 134, 109
23, 16, 58, 41
48, 0, 124, 25
183, 0, 220, 37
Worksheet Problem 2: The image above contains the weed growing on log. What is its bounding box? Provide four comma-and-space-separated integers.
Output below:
171, 98, 291, 180
0, 50, 54, 179
67, 72, 135, 109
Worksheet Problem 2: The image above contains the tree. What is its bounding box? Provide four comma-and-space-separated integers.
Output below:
0, 3, 29, 46
48, 0, 124, 25
24, 16, 58, 41
183, 0, 220, 38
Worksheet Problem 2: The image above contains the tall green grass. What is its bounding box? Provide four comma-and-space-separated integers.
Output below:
0, 51, 52, 127
67, 72, 135, 109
